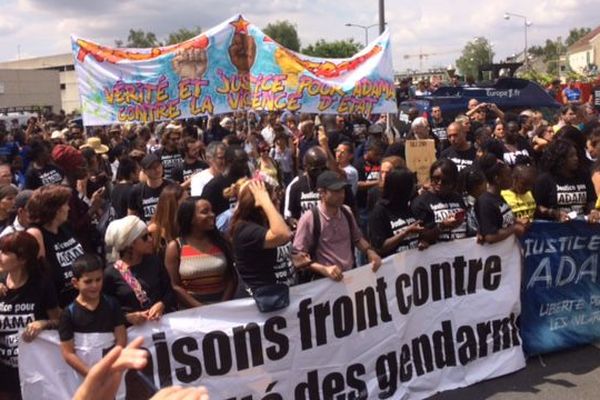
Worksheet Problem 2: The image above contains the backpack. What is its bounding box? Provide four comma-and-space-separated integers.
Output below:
297, 206, 356, 283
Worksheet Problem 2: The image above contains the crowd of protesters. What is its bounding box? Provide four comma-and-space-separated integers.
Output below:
1, 77, 600, 399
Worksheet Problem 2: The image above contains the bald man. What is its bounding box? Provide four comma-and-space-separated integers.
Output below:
440, 122, 476, 171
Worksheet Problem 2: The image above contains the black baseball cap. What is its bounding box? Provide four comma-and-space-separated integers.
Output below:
317, 171, 348, 191
141, 153, 161, 170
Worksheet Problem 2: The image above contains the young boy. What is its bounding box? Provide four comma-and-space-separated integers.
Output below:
59, 254, 127, 376
501, 164, 537, 221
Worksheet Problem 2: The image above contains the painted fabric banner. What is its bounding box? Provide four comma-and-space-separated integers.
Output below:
71, 14, 397, 126
520, 221, 600, 355
20, 237, 524, 400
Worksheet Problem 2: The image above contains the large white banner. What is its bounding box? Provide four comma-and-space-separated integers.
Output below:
72, 14, 397, 126
19, 237, 525, 399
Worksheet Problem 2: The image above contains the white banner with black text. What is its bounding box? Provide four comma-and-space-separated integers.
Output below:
19, 236, 525, 400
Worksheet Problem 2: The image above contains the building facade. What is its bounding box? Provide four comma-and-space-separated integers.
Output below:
0, 69, 61, 113
567, 26, 600, 76
0, 53, 80, 113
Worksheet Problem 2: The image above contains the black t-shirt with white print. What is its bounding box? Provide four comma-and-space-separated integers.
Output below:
411, 191, 467, 241
39, 225, 85, 308
284, 174, 355, 220
431, 118, 450, 150
24, 163, 64, 190
128, 180, 174, 223
440, 146, 477, 171
171, 159, 208, 184
284, 175, 320, 220
156, 149, 184, 180
0, 274, 57, 393
273, 242, 296, 286
368, 202, 419, 257
475, 192, 515, 236
534, 172, 595, 217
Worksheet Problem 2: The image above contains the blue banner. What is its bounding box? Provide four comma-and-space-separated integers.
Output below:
521, 221, 600, 355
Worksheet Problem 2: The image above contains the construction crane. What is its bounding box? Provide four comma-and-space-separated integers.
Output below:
403, 49, 461, 71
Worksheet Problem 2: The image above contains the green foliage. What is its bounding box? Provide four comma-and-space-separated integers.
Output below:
566, 27, 592, 47
166, 27, 202, 45
526, 26, 591, 76
122, 29, 161, 48
263, 20, 301, 51
455, 37, 494, 80
302, 38, 361, 58
517, 70, 554, 86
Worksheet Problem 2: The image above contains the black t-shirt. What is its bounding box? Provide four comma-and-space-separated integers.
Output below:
59, 295, 125, 341
39, 225, 85, 308
103, 255, 176, 314
156, 149, 184, 181
354, 159, 381, 209
111, 182, 134, 219
171, 159, 208, 184
534, 172, 595, 217
431, 118, 449, 150
475, 192, 515, 236
24, 163, 64, 190
366, 186, 381, 212
273, 242, 296, 286
284, 175, 320, 220
503, 137, 533, 166
0, 275, 57, 392
201, 174, 236, 217
128, 180, 174, 223
411, 191, 467, 241
440, 146, 477, 171
232, 221, 277, 291
284, 174, 354, 220
369, 203, 419, 257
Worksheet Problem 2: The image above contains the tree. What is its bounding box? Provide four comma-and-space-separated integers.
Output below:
166, 27, 203, 45
302, 38, 361, 58
263, 20, 301, 51
455, 37, 494, 81
527, 26, 591, 75
116, 29, 161, 48
565, 27, 591, 47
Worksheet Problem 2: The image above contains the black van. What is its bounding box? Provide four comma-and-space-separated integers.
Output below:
399, 78, 561, 121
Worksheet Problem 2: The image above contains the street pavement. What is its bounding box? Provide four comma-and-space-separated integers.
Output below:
429, 344, 600, 400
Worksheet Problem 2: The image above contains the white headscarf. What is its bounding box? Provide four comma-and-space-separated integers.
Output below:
105, 215, 147, 255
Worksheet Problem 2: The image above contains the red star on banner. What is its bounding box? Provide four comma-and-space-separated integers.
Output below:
230, 15, 250, 34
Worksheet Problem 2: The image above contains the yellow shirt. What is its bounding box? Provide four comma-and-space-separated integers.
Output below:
501, 189, 536, 220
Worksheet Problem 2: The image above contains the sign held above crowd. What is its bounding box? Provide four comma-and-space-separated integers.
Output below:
71, 14, 397, 126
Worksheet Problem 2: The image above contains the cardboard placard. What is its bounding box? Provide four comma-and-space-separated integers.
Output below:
405, 139, 436, 185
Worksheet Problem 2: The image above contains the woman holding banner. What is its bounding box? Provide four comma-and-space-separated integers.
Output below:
368, 167, 424, 257
0, 232, 60, 400
411, 159, 468, 249
104, 216, 176, 326
475, 154, 528, 244
534, 139, 596, 221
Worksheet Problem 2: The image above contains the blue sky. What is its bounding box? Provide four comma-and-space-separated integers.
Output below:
0, 0, 598, 72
